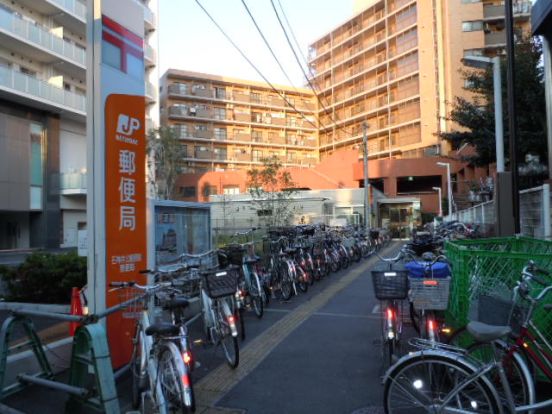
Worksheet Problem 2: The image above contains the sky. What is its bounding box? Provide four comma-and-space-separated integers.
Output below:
158, 0, 356, 88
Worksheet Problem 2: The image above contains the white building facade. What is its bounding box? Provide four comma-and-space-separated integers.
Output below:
0, 0, 159, 250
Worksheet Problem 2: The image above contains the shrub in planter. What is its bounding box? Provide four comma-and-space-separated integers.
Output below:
0, 252, 86, 304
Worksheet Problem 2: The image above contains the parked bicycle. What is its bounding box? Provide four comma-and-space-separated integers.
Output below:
383, 261, 552, 414
371, 247, 411, 369
110, 273, 196, 414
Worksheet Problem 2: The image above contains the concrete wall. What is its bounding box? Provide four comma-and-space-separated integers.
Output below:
61, 210, 86, 248
60, 120, 86, 174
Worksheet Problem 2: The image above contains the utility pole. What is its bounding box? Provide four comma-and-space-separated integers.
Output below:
505, 0, 520, 233
362, 122, 371, 230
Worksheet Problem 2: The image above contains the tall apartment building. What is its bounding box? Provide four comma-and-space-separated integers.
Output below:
0, 0, 159, 250
160, 70, 319, 179
308, 0, 532, 162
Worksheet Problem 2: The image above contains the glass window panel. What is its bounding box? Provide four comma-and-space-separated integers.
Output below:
30, 123, 43, 186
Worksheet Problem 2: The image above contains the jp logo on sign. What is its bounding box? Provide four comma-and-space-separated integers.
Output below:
116, 113, 141, 136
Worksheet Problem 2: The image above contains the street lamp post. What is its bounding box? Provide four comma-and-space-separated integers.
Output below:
362, 122, 371, 231
432, 186, 442, 217
437, 162, 452, 218
462, 56, 504, 172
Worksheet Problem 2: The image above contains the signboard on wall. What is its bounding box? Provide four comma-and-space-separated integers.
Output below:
105, 94, 147, 366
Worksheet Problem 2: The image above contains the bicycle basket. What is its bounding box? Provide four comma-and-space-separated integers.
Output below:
371, 266, 409, 300
409, 276, 451, 311
469, 294, 528, 336
225, 246, 245, 266
202, 268, 238, 299
115, 287, 147, 320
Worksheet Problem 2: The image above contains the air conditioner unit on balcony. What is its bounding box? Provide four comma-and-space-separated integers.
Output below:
188, 107, 197, 115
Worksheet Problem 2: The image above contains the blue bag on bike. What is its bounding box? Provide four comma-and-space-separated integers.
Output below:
404, 261, 450, 278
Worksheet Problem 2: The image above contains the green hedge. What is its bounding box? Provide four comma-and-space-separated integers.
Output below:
0, 252, 87, 304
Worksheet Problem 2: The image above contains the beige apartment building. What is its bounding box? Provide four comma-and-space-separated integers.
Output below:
160, 70, 319, 177
309, 0, 532, 161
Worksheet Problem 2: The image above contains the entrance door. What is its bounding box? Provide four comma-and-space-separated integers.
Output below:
379, 203, 414, 239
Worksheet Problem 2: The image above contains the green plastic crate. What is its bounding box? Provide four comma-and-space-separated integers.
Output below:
445, 236, 552, 340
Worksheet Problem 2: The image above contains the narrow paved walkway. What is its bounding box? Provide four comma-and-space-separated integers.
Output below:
194, 242, 400, 414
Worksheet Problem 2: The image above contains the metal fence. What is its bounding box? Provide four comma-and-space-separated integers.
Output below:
445, 184, 551, 239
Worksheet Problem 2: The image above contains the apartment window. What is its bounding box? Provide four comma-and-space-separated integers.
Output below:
181, 144, 188, 157
203, 185, 217, 197
223, 186, 240, 195
194, 146, 209, 157
288, 116, 297, 127
233, 128, 244, 138
250, 92, 261, 103
462, 21, 484, 32
214, 127, 227, 140
181, 186, 196, 197
213, 107, 226, 120
252, 130, 262, 142
192, 84, 206, 92
268, 132, 277, 142
174, 82, 188, 95
461, 0, 480, 3
252, 111, 262, 123
287, 151, 296, 161
252, 149, 263, 162
215, 87, 226, 99
463, 49, 484, 58
175, 124, 188, 137
194, 125, 207, 131
213, 148, 227, 160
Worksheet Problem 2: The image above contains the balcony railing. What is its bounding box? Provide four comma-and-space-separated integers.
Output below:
60, 172, 87, 194
49, 0, 86, 21
144, 44, 156, 64
484, 2, 531, 19
146, 81, 157, 101
485, 31, 506, 47
0, 66, 86, 113
143, 4, 156, 28
0, 7, 86, 66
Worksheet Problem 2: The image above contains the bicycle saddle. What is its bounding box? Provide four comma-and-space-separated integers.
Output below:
161, 296, 189, 311
466, 321, 511, 343
145, 322, 180, 337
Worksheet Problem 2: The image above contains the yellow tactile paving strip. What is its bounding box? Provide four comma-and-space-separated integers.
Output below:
194, 242, 398, 413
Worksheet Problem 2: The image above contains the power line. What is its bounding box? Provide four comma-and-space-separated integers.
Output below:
269, 0, 357, 137
239, 0, 334, 133
194, 0, 319, 131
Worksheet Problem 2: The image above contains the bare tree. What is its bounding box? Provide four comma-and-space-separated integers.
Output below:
147, 126, 186, 200
247, 156, 299, 227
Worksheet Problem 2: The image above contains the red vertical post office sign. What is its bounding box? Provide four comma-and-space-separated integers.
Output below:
105, 94, 147, 368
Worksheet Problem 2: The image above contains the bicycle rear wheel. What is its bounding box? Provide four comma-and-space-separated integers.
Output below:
249, 271, 264, 319
217, 300, 239, 368
158, 343, 194, 413
296, 266, 308, 293
384, 354, 501, 414
279, 265, 293, 300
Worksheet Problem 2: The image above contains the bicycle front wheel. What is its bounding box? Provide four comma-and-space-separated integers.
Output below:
384, 354, 501, 414
158, 344, 195, 413
249, 271, 264, 319
467, 341, 534, 409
